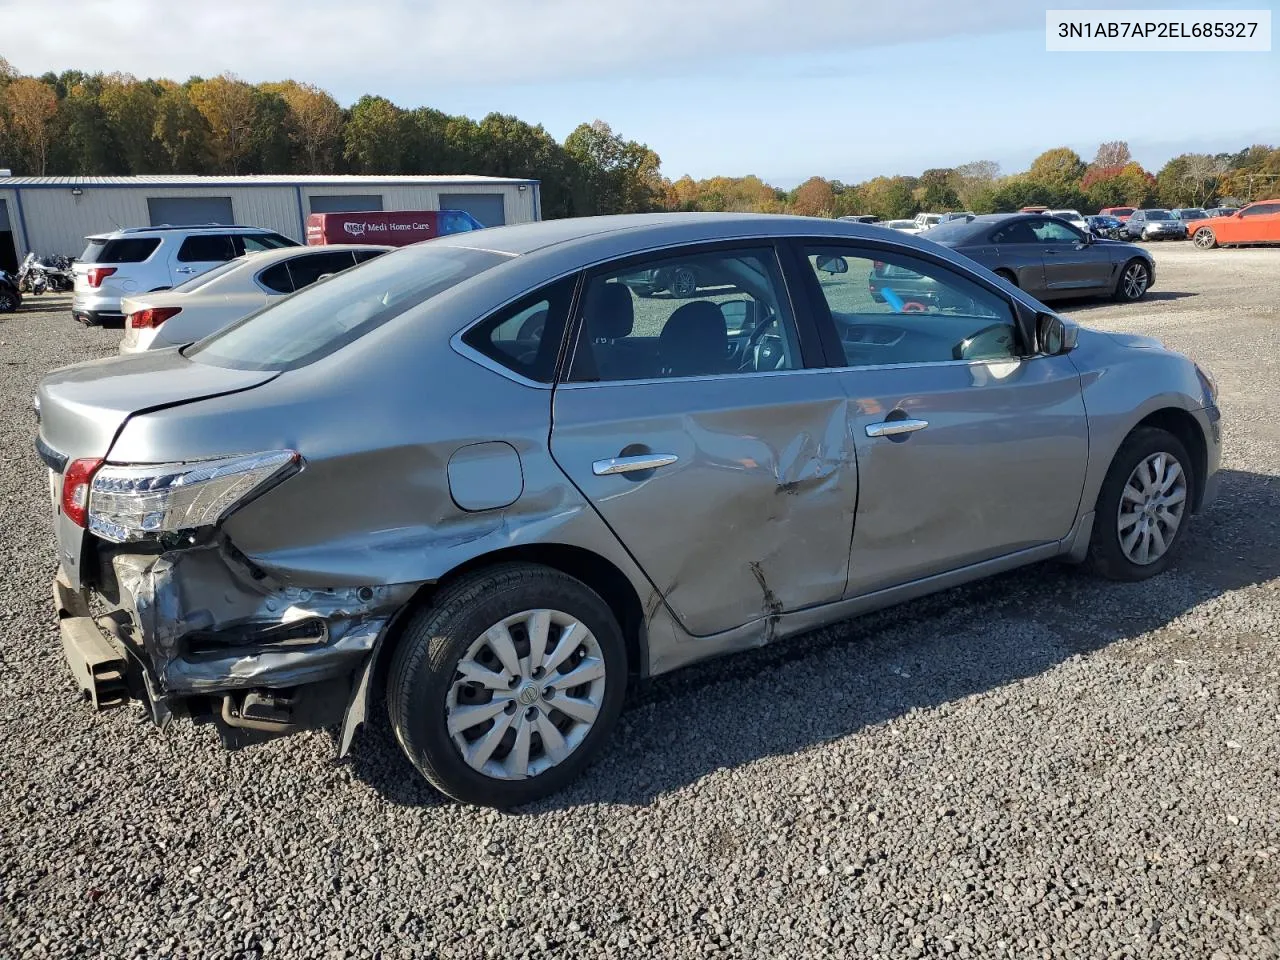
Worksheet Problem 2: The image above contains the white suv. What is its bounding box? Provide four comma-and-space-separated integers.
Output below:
72, 225, 298, 326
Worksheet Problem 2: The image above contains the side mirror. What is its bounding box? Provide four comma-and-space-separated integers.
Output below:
815, 255, 849, 275
1036, 312, 1078, 355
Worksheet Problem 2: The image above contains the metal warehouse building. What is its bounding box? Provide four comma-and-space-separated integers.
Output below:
0, 174, 542, 271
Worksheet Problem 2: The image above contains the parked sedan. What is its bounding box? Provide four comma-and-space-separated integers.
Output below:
119, 244, 392, 354
1099, 206, 1136, 222
882, 219, 923, 234
1190, 200, 1280, 249
921, 213, 1156, 302
1172, 208, 1208, 224
37, 213, 1219, 807
1123, 209, 1188, 241
1048, 209, 1090, 233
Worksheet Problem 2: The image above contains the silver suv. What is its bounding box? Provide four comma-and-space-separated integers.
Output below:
72, 225, 298, 326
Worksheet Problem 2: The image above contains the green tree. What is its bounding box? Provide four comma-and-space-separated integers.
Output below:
51, 82, 127, 175
344, 95, 409, 174
859, 176, 918, 219
99, 75, 161, 173
564, 120, 662, 215
915, 168, 961, 211
1028, 147, 1087, 196
246, 86, 291, 173
151, 82, 211, 172
954, 160, 1000, 210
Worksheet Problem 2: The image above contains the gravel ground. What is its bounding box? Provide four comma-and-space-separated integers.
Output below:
2, 245, 1278, 959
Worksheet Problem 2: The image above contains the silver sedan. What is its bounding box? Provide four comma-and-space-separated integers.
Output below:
36, 213, 1221, 806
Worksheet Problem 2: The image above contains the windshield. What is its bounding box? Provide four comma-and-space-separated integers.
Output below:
1179, 209, 1206, 219
187, 245, 509, 371
1145, 210, 1173, 220
170, 257, 247, 293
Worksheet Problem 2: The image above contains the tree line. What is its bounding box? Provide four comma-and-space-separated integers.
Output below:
1, 62, 1277, 221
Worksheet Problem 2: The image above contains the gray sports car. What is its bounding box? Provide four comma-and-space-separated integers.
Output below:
36, 213, 1219, 807
921, 213, 1156, 303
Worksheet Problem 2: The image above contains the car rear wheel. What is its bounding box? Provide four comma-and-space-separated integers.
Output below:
0, 288, 17, 313
386, 563, 627, 807
1193, 228, 1218, 249
1113, 259, 1151, 302
1086, 427, 1192, 581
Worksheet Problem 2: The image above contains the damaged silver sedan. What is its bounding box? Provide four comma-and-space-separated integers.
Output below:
36, 213, 1222, 806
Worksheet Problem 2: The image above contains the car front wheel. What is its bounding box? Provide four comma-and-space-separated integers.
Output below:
0, 288, 17, 313
1086, 427, 1193, 581
386, 563, 628, 807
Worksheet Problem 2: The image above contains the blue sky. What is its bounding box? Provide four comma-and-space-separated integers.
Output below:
14, 0, 1279, 186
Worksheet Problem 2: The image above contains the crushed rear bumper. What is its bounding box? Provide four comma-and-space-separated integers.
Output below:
52, 542, 417, 751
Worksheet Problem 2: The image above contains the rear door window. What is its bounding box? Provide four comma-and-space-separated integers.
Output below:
236, 233, 298, 254
990, 221, 1038, 244
461, 277, 576, 383
80, 237, 161, 263
177, 234, 237, 263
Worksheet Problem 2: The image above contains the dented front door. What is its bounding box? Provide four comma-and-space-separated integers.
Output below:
550, 373, 857, 637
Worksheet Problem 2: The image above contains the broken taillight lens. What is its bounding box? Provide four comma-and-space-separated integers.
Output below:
86, 267, 117, 288
129, 306, 182, 329
62, 458, 104, 528
87, 450, 301, 543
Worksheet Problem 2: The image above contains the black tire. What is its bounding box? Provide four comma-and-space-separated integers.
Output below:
1085, 427, 1193, 582
386, 563, 628, 807
1113, 258, 1151, 302
667, 266, 698, 298
994, 269, 1018, 288
0, 288, 17, 313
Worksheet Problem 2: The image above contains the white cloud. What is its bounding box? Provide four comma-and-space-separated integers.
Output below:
8, 0, 1045, 97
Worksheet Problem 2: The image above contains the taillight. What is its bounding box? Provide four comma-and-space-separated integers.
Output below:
86, 266, 117, 288
62, 458, 104, 528
129, 306, 181, 329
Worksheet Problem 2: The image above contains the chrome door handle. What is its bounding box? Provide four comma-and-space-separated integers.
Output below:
865, 418, 928, 438
175, 267, 196, 274
592, 453, 678, 476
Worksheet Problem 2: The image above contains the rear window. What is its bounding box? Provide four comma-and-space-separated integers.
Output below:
79, 237, 160, 263
917, 219, 976, 242
187, 245, 508, 372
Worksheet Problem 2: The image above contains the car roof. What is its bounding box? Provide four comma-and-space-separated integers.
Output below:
85, 224, 286, 240
427, 212, 957, 259
231, 243, 394, 264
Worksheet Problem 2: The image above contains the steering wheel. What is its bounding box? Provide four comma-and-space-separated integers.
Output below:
952, 323, 1015, 361
742, 312, 788, 371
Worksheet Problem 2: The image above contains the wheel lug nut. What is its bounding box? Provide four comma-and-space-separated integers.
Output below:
542, 686, 555, 699
504, 701, 517, 714
525, 707, 538, 721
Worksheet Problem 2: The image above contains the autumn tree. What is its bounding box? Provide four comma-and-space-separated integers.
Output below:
914, 168, 961, 211
267, 81, 344, 173
4, 78, 58, 174
1027, 147, 1087, 196
1081, 161, 1156, 209
859, 176, 918, 220
189, 74, 256, 173
790, 176, 835, 217
954, 160, 1000, 209
1092, 141, 1132, 169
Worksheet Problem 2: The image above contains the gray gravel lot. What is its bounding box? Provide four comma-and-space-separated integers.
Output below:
2, 244, 1278, 959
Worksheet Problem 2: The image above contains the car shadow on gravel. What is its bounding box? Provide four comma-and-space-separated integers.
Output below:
344, 468, 1280, 811
1061, 290, 1198, 312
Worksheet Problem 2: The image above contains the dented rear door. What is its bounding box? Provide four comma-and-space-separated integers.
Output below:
551, 372, 857, 638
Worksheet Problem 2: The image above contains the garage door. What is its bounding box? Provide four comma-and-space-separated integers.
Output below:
148, 196, 235, 227
438, 193, 506, 227
0, 199, 15, 273
309, 194, 384, 214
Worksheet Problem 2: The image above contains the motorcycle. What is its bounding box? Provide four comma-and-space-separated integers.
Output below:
0, 270, 22, 313
16, 252, 74, 294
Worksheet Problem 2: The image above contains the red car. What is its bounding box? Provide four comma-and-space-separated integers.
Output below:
1099, 206, 1136, 222
1190, 200, 1280, 249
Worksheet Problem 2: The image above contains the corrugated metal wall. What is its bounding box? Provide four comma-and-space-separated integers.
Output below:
9, 183, 540, 258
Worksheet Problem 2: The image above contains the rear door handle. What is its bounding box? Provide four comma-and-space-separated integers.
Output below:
865, 419, 928, 438
175, 267, 196, 274
593, 453, 678, 476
